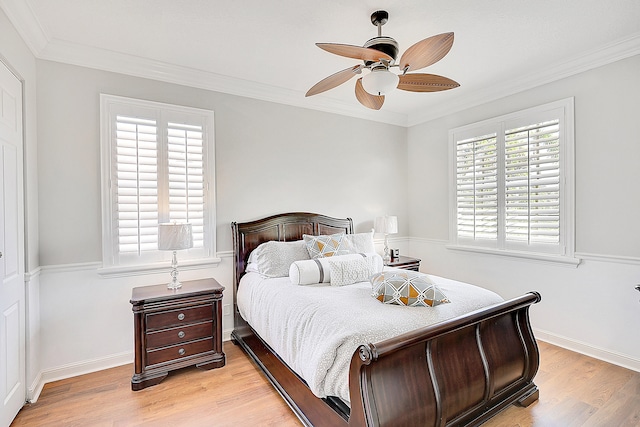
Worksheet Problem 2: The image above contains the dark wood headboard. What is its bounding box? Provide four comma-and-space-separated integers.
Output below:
231, 212, 353, 288
231, 212, 353, 333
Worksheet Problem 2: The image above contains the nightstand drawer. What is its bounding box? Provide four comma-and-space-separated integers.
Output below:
146, 337, 214, 366
146, 321, 213, 349
146, 304, 212, 331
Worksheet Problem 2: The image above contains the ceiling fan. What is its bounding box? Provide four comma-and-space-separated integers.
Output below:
305, 10, 460, 110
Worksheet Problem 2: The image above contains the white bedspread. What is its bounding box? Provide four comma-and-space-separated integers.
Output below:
237, 271, 503, 404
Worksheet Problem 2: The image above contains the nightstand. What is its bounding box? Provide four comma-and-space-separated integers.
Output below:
130, 278, 225, 390
386, 255, 421, 271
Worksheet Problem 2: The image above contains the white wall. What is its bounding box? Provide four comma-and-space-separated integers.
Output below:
407, 54, 640, 370
33, 60, 409, 385
0, 6, 41, 401
36, 60, 409, 265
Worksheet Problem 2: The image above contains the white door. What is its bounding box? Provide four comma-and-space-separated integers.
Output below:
0, 60, 26, 427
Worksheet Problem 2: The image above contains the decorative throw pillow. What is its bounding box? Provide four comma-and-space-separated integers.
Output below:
245, 240, 310, 278
370, 270, 450, 307
342, 231, 376, 254
303, 233, 349, 259
329, 256, 378, 287
289, 253, 383, 285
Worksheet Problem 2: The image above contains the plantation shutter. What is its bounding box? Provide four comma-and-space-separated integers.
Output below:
456, 133, 498, 241
115, 115, 159, 254
504, 120, 560, 245
167, 122, 205, 248
101, 94, 215, 270
450, 99, 573, 260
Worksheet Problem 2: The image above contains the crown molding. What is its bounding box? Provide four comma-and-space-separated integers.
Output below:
41, 38, 410, 127
407, 32, 640, 126
2, 0, 639, 128
0, 0, 49, 53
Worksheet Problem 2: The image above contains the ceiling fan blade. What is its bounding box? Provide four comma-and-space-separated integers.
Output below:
306, 65, 362, 97
399, 32, 454, 72
397, 73, 460, 92
317, 43, 392, 62
355, 78, 384, 110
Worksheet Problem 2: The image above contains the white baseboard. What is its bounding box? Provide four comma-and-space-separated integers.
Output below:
534, 328, 640, 373
27, 326, 638, 404
28, 328, 235, 403
27, 371, 44, 404
29, 351, 133, 403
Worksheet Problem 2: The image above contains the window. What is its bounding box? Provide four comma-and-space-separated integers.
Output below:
449, 98, 576, 262
100, 94, 216, 271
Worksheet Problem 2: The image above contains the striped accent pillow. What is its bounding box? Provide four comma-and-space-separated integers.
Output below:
289, 253, 383, 285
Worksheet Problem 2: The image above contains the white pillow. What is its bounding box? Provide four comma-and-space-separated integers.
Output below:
343, 231, 376, 253
245, 240, 310, 278
289, 253, 383, 285
329, 256, 379, 287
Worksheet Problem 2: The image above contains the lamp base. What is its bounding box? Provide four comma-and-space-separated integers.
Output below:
383, 234, 391, 265
167, 250, 182, 290
167, 279, 182, 290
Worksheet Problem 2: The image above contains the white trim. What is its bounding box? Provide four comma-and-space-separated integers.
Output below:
406, 33, 640, 126
27, 332, 235, 403
410, 237, 449, 245
36, 258, 223, 277
0, 0, 50, 53
39, 261, 102, 274
575, 252, 640, 265
97, 257, 222, 278
99, 94, 217, 270
445, 244, 581, 267
41, 39, 409, 127
216, 250, 233, 258
26, 370, 44, 403
535, 328, 640, 373
34, 351, 133, 401
449, 98, 576, 264
2, 0, 639, 127
411, 237, 638, 266
24, 266, 41, 281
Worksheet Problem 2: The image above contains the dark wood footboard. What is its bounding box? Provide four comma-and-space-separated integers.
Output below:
232, 291, 541, 427
348, 292, 541, 427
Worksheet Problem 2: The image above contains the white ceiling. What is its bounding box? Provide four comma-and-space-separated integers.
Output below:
2, 0, 640, 126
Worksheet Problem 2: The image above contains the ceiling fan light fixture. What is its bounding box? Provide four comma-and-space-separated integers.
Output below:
362, 68, 399, 96
307, 10, 458, 109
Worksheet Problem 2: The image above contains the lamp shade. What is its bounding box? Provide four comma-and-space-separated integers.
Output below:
362, 69, 399, 96
374, 216, 398, 234
158, 223, 193, 251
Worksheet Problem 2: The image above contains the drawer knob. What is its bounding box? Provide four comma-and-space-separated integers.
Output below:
177, 313, 185, 321
178, 331, 186, 339
178, 348, 186, 356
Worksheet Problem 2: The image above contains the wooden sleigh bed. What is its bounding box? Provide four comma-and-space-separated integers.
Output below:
231, 212, 541, 427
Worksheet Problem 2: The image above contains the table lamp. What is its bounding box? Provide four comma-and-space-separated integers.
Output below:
375, 215, 398, 265
158, 222, 193, 289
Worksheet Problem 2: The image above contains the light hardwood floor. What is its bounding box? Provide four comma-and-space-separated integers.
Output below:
11, 341, 640, 426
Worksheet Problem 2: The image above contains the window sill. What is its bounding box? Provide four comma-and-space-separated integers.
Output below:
445, 244, 581, 267
97, 257, 222, 278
